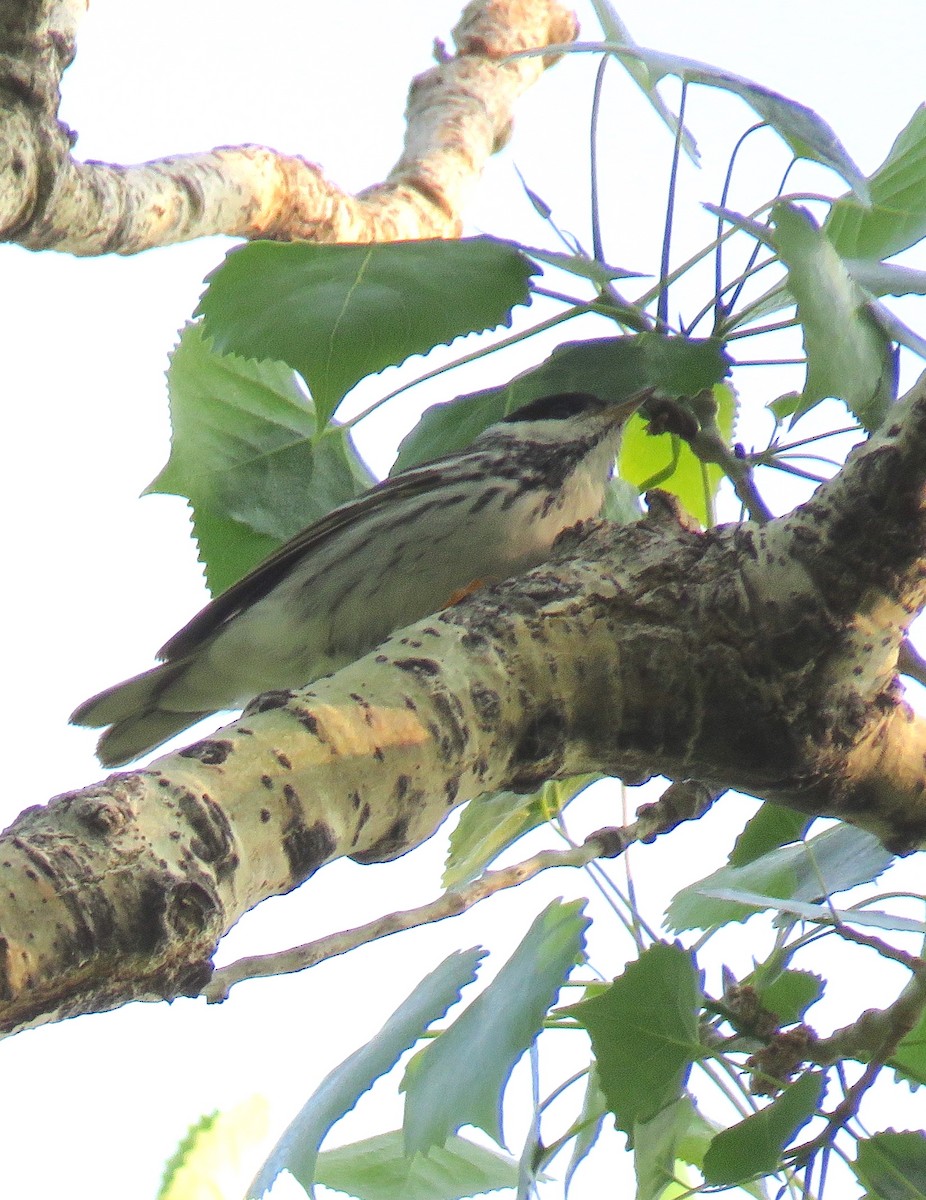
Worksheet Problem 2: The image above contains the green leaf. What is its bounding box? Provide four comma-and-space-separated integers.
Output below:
702, 890, 926, 933
854, 1131, 926, 1199
158, 1097, 269, 1200
443, 776, 600, 888
634, 1096, 698, 1200
619, 381, 737, 525
587, 2, 700, 164
563, 943, 702, 1134
402, 900, 590, 1154
314, 1131, 519, 1200
827, 106, 926, 261
753, 970, 824, 1027
729, 805, 813, 868
890, 1007, 926, 1090
564, 1066, 608, 1195
597, 43, 868, 200
703, 1072, 824, 1186
151, 323, 375, 595
668, 823, 893, 932
772, 202, 896, 428
393, 333, 730, 473
247, 949, 485, 1198
523, 244, 647, 284
196, 237, 537, 423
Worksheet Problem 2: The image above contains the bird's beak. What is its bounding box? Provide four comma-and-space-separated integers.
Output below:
610, 387, 655, 425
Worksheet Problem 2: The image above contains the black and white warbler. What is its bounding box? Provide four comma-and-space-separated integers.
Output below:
72, 390, 645, 766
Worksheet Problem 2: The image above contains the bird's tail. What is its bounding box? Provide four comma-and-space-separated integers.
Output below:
70, 662, 212, 768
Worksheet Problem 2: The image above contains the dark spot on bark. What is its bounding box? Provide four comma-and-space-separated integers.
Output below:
282, 816, 336, 885
178, 792, 237, 879
404, 696, 418, 710
261, 775, 274, 789
445, 776, 460, 805
373, 746, 385, 762
179, 739, 233, 766
470, 684, 500, 729
245, 690, 291, 713
394, 657, 442, 678
509, 703, 567, 791
350, 790, 362, 809
157, 777, 170, 787
260, 809, 271, 823
350, 815, 412, 863
296, 710, 324, 739
275, 752, 292, 770
375, 654, 388, 663
394, 774, 411, 801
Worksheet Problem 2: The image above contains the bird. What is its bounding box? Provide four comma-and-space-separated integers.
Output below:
71, 390, 646, 766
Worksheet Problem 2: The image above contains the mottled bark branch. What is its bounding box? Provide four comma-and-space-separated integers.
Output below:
0, 0, 577, 254
3, 370, 926, 1037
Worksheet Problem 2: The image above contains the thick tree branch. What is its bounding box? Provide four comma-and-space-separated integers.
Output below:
3, 370, 926, 1037
0, 0, 578, 254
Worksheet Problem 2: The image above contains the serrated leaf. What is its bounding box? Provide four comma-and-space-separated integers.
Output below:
393, 333, 730, 473
619, 381, 736, 525
443, 776, 600, 888
402, 900, 589, 1154
729, 805, 813, 868
314, 1131, 519, 1200
827, 106, 926, 261
158, 1097, 269, 1200
196, 237, 537, 423
703, 1072, 824, 1186
595, 43, 867, 199
247, 949, 484, 1198
668, 824, 893, 932
563, 943, 702, 1134
772, 203, 896, 427
854, 1131, 926, 1198
753, 970, 824, 1027
151, 323, 375, 594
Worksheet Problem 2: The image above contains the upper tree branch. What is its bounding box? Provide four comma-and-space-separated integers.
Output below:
0, 0, 578, 254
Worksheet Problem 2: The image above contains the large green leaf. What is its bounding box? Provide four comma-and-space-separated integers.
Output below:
151, 323, 375, 595
668, 824, 893, 932
890, 1006, 926, 1090
314, 1132, 519, 1200
393, 332, 730, 473
751, 970, 823, 1028
772, 202, 896, 428
563, 943, 702, 1133
247, 949, 484, 1198
196, 237, 537, 423
402, 900, 589, 1154
827, 106, 926, 261
596, 44, 868, 200
443, 775, 600, 888
854, 1131, 926, 1198
702, 1071, 824, 1186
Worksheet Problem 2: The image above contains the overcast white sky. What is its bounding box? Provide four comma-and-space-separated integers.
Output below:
3, 3, 926, 1198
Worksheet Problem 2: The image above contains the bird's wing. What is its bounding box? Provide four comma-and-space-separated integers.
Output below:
157, 460, 456, 661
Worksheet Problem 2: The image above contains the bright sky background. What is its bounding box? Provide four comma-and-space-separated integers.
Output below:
3, 2, 926, 1197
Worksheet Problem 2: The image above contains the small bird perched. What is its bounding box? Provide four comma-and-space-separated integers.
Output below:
72, 390, 645, 766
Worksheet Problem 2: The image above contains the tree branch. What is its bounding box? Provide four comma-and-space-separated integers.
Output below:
0, 0, 578, 254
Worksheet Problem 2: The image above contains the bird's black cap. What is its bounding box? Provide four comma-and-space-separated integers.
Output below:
503, 392, 608, 423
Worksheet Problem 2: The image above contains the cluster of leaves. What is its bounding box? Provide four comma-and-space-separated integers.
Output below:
148, 14, 926, 1200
